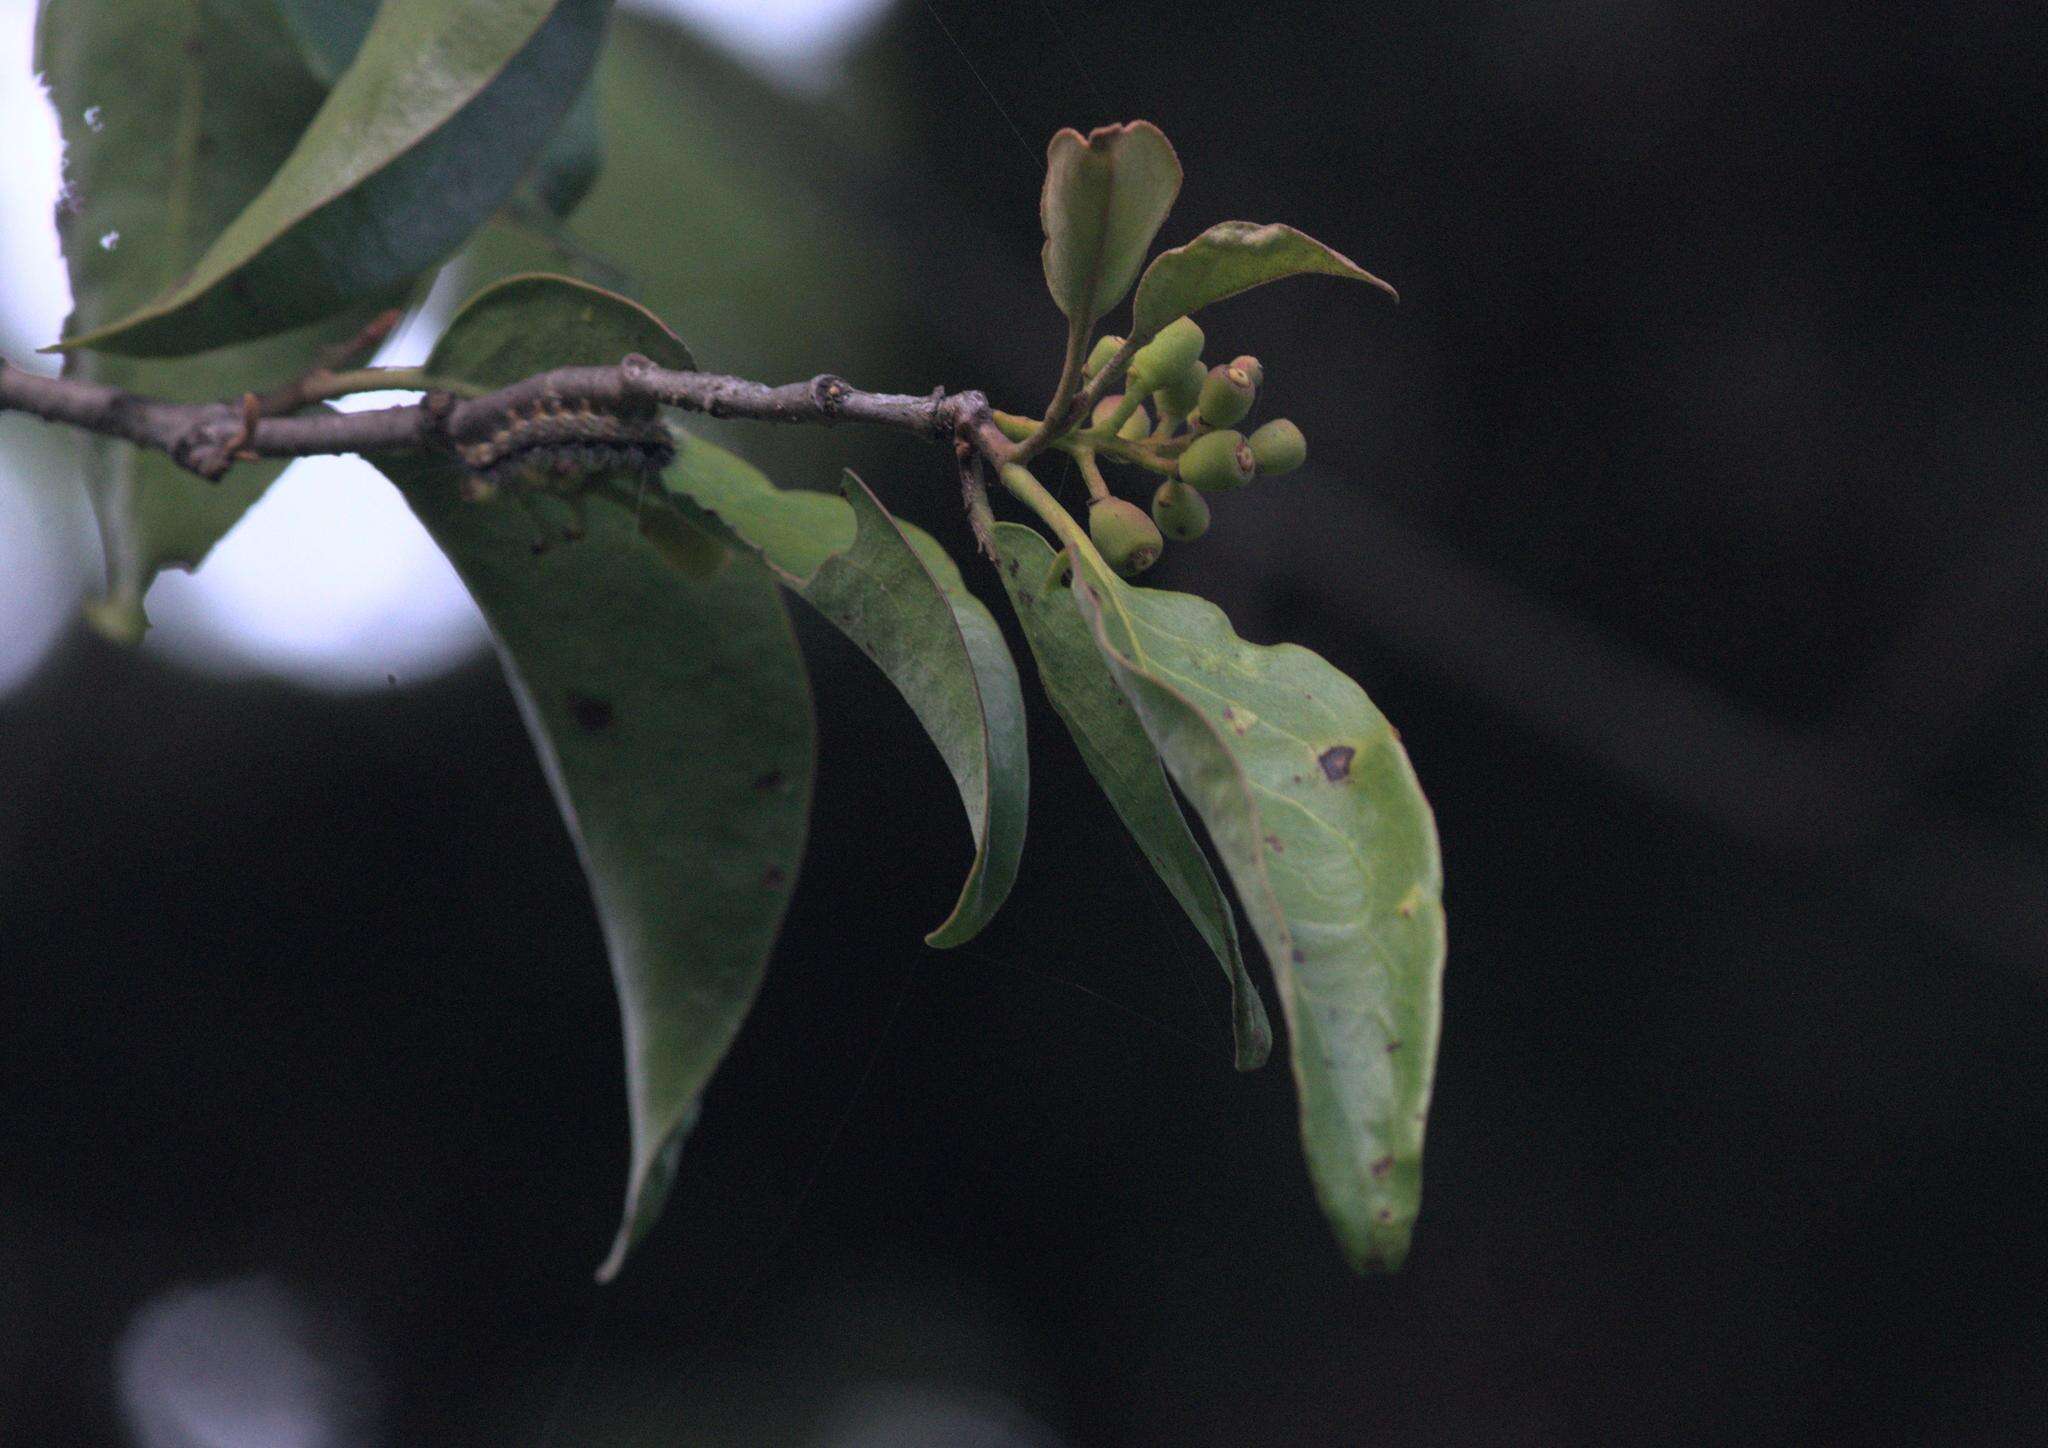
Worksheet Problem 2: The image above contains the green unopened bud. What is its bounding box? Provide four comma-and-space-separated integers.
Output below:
1156, 356, 1207, 418
1089, 496, 1164, 576
1084, 334, 1125, 378
1196, 361, 1257, 428
1151, 480, 1211, 541
1230, 354, 1265, 389
1247, 417, 1306, 475
1128, 316, 1205, 393
1093, 394, 1151, 440
1178, 428, 1256, 492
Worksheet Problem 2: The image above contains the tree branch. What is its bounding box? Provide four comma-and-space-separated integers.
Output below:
0, 353, 1016, 483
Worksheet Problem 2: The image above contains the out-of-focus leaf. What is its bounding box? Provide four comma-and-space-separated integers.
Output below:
1063, 544, 1444, 1270
61, 0, 610, 357
1129, 221, 1398, 343
459, 10, 911, 486
525, 80, 605, 218
992, 523, 1270, 1070
35, 0, 395, 637
373, 275, 812, 1281
277, 0, 605, 219
1040, 121, 1182, 327
667, 439, 1027, 947
271, 0, 377, 82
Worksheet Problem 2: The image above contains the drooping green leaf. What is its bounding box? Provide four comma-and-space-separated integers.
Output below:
373, 275, 812, 1281
667, 439, 1027, 947
60, 0, 611, 358
35, 0, 399, 637
1063, 546, 1444, 1271
804, 478, 1027, 946
1040, 121, 1182, 327
1130, 221, 1398, 343
277, 0, 606, 219
992, 524, 1270, 1071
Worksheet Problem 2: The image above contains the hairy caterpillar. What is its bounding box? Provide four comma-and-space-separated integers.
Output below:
453, 394, 675, 504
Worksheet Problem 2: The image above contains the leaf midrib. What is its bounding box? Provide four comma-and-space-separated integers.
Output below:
139, 0, 214, 299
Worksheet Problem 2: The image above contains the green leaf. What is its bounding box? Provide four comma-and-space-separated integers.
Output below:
1129, 221, 1398, 343
35, 0, 398, 636
457, 10, 914, 487
277, 0, 605, 219
60, 0, 611, 358
1040, 121, 1182, 327
991, 524, 1270, 1071
271, 0, 378, 82
1065, 547, 1444, 1271
372, 275, 811, 1281
805, 477, 1027, 946
525, 79, 606, 219
666, 439, 1028, 947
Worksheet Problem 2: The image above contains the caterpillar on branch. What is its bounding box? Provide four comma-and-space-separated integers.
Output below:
453, 392, 675, 504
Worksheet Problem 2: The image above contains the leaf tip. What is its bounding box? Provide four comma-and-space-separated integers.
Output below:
82, 591, 148, 645
594, 1104, 699, 1284
918, 877, 1014, 951
1234, 1014, 1274, 1072
1048, 118, 1177, 159
1336, 1200, 1415, 1275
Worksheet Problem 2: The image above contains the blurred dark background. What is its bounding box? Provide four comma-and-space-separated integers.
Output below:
4, 1, 2046, 1442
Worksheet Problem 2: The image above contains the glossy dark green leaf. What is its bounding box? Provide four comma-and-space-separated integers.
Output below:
1064, 545, 1444, 1270
35, 0, 396, 637
373, 275, 811, 1281
277, 0, 605, 219
666, 439, 1027, 947
61, 0, 610, 357
992, 523, 1270, 1070
1129, 221, 1398, 343
1041, 121, 1182, 327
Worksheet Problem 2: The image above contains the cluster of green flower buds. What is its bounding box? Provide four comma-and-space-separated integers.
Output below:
1071, 315, 1308, 576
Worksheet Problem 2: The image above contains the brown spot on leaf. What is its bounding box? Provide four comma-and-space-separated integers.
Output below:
762, 865, 787, 889
753, 770, 785, 793
1265, 833, 1285, 854
1318, 745, 1356, 782
1370, 1155, 1394, 1179
1376, 1207, 1395, 1224
1385, 1039, 1403, 1054
567, 690, 613, 733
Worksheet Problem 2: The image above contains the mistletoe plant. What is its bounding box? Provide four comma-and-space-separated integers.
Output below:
1, 0, 1444, 1280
